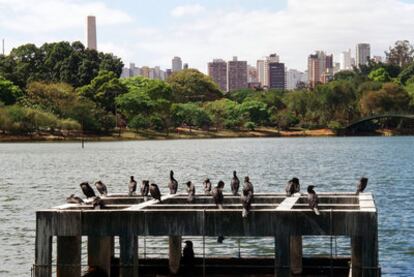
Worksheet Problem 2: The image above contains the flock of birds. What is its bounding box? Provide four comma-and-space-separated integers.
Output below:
66, 170, 369, 217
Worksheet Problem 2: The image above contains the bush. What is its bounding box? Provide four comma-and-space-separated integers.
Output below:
327, 121, 343, 130
244, 121, 256, 131
129, 115, 150, 131
58, 119, 81, 130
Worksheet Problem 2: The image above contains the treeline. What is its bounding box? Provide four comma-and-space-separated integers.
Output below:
1, 40, 414, 136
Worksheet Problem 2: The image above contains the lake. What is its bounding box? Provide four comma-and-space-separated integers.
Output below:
0, 137, 413, 276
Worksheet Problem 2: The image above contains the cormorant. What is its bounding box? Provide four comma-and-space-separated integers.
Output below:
92, 196, 105, 210
212, 181, 225, 209
356, 177, 368, 194
230, 171, 240, 196
307, 185, 320, 215
285, 177, 300, 196
203, 178, 212, 195
141, 180, 150, 198
94, 181, 108, 196
150, 183, 162, 202
128, 176, 137, 196
186, 181, 195, 203
241, 186, 253, 218
66, 194, 84, 204
169, 170, 178, 194
243, 176, 254, 194
182, 240, 195, 276
80, 182, 96, 198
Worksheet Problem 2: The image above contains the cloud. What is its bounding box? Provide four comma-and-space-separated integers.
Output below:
170, 4, 205, 17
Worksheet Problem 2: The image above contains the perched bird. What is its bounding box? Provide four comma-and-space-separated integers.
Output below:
217, 235, 225, 244
307, 185, 320, 215
92, 196, 105, 210
285, 177, 300, 196
66, 194, 84, 204
141, 180, 150, 198
94, 181, 108, 196
169, 170, 179, 194
230, 171, 240, 196
203, 178, 212, 195
150, 183, 162, 202
241, 187, 254, 218
212, 181, 225, 209
182, 240, 195, 276
186, 181, 196, 203
356, 177, 368, 194
128, 176, 137, 196
243, 176, 254, 194
80, 182, 96, 198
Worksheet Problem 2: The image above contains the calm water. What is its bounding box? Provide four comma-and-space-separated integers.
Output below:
0, 137, 413, 276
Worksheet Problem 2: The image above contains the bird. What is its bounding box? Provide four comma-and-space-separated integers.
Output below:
128, 176, 137, 196
150, 183, 162, 202
307, 185, 320, 215
241, 186, 254, 218
92, 196, 105, 210
212, 181, 225, 209
66, 194, 84, 204
203, 178, 212, 195
230, 171, 240, 196
285, 177, 300, 196
94, 180, 108, 196
243, 176, 254, 194
356, 177, 368, 194
141, 180, 150, 198
80, 182, 96, 198
182, 240, 195, 276
168, 170, 178, 194
186, 181, 196, 203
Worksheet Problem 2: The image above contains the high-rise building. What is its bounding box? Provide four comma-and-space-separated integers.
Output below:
268, 62, 285, 89
340, 49, 352, 71
227, 56, 247, 91
208, 59, 227, 91
172, 56, 183, 72
308, 51, 334, 88
248, 65, 258, 83
86, 16, 97, 50
356, 43, 371, 67
286, 69, 306, 90
256, 53, 279, 87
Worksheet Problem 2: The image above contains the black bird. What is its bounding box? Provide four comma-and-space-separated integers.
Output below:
128, 176, 137, 196
169, 170, 179, 194
92, 196, 105, 210
186, 181, 195, 203
80, 182, 96, 198
285, 177, 300, 196
243, 176, 254, 194
203, 178, 212, 195
94, 181, 108, 196
217, 235, 225, 244
150, 183, 162, 202
141, 180, 150, 197
307, 185, 320, 215
241, 187, 254, 218
212, 181, 225, 209
182, 240, 195, 276
230, 171, 240, 196
356, 177, 368, 194
66, 194, 84, 204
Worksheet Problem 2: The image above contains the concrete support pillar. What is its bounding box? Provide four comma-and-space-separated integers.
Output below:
88, 236, 113, 276
290, 235, 302, 275
57, 236, 81, 277
275, 235, 290, 277
168, 235, 182, 274
120, 234, 138, 277
34, 214, 52, 277
351, 233, 379, 277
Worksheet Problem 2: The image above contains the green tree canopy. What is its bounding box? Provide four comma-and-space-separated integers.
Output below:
0, 76, 23, 105
368, 67, 391, 82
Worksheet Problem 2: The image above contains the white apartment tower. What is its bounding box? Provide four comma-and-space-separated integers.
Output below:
86, 16, 97, 50
340, 49, 352, 71
172, 56, 183, 72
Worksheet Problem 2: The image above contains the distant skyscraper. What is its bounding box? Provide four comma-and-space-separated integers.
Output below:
257, 53, 279, 88
268, 62, 285, 89
308, 51, 333, 88
247, 65, 258, 83
86, 16, 97, 50
286, 69, 306, 90
356, 43, 371, 67
208, 59, 227, 91
227, 56, 247, 91
172, 56, 183, 72
340, 49, 352, 71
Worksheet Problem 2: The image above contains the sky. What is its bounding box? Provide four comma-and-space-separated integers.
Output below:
1, 0, 414, 72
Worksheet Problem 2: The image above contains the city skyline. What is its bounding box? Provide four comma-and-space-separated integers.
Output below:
1, 0, 414, 72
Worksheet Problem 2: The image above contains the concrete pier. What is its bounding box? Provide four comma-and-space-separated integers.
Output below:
34, 193, 380, 276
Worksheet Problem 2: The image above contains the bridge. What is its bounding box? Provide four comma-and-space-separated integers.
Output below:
343, 114, 414, 134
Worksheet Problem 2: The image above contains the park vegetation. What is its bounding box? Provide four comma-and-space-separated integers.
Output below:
1, 40, 414, 136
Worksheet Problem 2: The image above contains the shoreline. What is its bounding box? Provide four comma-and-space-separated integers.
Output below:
0, 128, 411, 142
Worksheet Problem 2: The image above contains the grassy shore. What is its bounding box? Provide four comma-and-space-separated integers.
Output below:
0, 127, 337, 142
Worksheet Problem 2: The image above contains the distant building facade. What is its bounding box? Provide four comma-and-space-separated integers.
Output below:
356, 43, 371, 67
172, 56, 183, 72
208, 59, 227, 91
227, 56, 247, 91
268, 62, 285, 89
286, 69, 306, 90
86, 16, 97, 50
340, 49, 353, 71
120, 63, 168, 80
257, 53, 279, 87
308, 51, 334, 88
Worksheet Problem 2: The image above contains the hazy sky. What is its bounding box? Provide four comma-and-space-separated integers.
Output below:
1, 0, 414, 72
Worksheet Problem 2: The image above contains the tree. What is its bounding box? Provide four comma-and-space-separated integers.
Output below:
385, 40, 414, 67
398, 63, 414, 85
239, 100, 269, 125
204, 99, 240, 129
283, 90, 309, 119
167, 69, 223, 102
171, 103, 211, 129
368, 68, 391, 82
0, 76, 23, 105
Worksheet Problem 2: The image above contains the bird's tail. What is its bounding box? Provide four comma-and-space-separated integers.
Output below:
313, 208, 320, 216
242, 208, 248, 218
